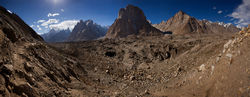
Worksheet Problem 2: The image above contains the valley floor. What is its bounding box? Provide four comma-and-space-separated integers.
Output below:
49, 34, 249, 97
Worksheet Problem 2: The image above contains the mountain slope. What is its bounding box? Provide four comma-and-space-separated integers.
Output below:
0, 7, 43, 42
0, 6, 87, 96
67, 20, 107, 41
153, 11, 206, 34
105, 5, 162, 38
153, 11, 240, 35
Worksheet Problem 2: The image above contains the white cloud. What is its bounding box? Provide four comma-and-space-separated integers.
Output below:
41, 19, 59, 27
61, 9, 64, 12
229, 0, 250, 27
217, 10, 223, 14
49, 20, 79, 31
37, 20, 46, 23
48, 13, 60, 17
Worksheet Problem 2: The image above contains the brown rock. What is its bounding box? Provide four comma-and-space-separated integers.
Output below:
105, 5, 162, 38
153, 11, 204, 34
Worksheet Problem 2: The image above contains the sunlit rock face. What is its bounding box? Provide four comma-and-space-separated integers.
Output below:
153, 11, 240, 35
105, 5, 163, 39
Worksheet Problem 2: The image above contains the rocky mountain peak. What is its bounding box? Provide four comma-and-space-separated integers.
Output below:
106, 5, 162, 38
77, 19, 94, 27
49, 28, 57, 33
176, 10, 185, 15
86, 20, 94, 26
79, 20, 84, 23
174, 10, 192, 20
153, 10, 240, 35
118, 5, 146, 21
67, 20, 107, 41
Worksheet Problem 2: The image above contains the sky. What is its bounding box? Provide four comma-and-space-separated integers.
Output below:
0, 0, 249, 34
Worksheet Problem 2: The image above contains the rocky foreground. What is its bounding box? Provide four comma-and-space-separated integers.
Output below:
50, 29, 249, 96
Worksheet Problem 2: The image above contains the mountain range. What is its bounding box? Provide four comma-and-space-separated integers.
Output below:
153, 11, 240, 35
41, 20, 107, 42
67, 20, 107, 41
42, 6, 240, 41
41, 28, 70, 42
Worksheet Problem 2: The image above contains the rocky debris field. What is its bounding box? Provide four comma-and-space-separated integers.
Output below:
49, 32, 250, 97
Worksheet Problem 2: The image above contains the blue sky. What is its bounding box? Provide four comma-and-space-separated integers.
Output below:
0, 0, 249, 34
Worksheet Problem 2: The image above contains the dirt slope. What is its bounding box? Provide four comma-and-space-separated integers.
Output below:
153, 26, 250, 97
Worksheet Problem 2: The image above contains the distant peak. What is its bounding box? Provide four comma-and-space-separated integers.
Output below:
86, 20, 93, 26
124, 4, 142, 12
79, 20, 84, 23
126, 4, 137, 9
176, 10, 187, 15
86, 19, 93, 23
66, 28, 70, 31
178, 10, 184, 13
160, 20, 166, 24
174, 10, 191, 18
49, 28, 57, 32
79, 19, 93, 23
118, 4, 146, 20
86, 19, 93, 22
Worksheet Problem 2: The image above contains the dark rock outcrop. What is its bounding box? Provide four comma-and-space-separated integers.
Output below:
67, 20, 107, 41
105, 5, 163, 38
